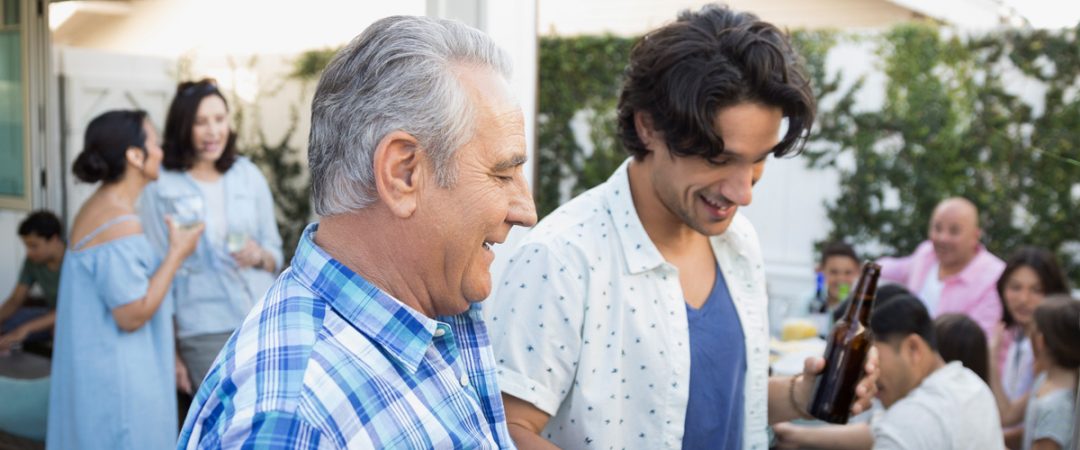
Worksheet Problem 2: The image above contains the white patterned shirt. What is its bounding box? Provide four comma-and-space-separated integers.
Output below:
487, 159, 771, 450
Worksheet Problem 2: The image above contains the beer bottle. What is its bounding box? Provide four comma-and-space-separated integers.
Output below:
807, 261, 881, 424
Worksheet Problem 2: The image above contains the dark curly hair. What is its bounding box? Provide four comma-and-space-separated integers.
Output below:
820, 241, 858, 267
162, 79, 238, 173
616, 4, 815, 161
18, 210, 63, 241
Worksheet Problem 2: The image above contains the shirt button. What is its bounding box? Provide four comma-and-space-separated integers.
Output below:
460, 374, 470, 387
434, 327, 446, 337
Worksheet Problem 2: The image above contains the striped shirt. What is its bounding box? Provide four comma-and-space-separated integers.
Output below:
177, 224, 514, 449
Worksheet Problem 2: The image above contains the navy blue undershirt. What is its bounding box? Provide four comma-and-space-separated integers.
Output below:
681, 264, 746, 449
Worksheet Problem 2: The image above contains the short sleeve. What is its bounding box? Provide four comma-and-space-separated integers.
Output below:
1030, 394, 1074, 447
487, 241, 587, 416
877, 254, 915, 285
877, 241, 934, 286
17, 259, 34, 286
871, 403, 950, 450
95, 240, 154, 310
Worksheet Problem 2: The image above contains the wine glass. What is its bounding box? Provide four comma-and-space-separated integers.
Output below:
166, 195, 204, 275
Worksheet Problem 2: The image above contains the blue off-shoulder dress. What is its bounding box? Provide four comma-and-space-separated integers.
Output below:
46, 215, 176, 450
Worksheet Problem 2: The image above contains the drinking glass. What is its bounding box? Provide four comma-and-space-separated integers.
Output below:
166, 195, 204, 276
226, 231, 248, 254
168, 195, 204, 229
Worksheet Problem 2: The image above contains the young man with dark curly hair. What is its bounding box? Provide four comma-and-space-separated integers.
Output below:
487, 4, 878, 449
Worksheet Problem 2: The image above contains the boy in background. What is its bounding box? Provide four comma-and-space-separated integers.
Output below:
0, 210, 65, 351
774, 241, 860, 338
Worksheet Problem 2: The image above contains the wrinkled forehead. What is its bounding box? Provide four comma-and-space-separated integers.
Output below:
456, 66, 525, 146
453, 63, 519, 112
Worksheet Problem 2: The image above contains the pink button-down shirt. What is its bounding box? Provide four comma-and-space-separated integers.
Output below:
877, 240, 1005, 335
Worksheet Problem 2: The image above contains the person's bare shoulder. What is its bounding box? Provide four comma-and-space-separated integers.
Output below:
70, 200, 144, 250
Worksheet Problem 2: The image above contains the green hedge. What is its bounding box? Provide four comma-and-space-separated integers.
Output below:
536, 24, 1080, 285
536, 36, 635, 218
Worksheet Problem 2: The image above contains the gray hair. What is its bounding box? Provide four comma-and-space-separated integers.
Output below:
308, 15, 512, 216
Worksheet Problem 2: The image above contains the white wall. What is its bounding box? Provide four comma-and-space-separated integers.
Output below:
484, 0, 539, 191
52, 0, 427, 58
539, 0, 929, 36
56, 47, 175, 229
0, 211, 28, 294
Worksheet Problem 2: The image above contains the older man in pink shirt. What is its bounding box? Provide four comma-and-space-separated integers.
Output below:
877, 197, 1005, 334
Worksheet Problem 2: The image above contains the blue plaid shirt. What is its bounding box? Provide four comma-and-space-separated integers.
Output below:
178, 224, 515, 449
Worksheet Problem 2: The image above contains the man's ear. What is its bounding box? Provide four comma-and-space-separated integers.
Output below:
633, 110, 659, 150
373, 131, 423, 219
900, 334, 920, 360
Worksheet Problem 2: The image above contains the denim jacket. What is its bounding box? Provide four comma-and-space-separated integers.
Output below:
139, 157, 283, 339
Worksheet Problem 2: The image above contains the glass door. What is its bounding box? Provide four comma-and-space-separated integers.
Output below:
0, 0, 28, 209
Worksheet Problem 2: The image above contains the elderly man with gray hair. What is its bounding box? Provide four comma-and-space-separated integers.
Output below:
177, 15, 536, 449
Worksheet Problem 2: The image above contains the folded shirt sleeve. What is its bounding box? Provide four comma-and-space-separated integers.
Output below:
487, 241, 588, 416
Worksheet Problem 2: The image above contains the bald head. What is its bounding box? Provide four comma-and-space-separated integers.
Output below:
933, 198, 979, 228
929, 197, 982, 273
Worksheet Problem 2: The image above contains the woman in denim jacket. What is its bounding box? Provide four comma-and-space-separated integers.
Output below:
140, 79, 283, 394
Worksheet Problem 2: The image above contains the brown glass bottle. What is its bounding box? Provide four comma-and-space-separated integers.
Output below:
807, 261, 881, 424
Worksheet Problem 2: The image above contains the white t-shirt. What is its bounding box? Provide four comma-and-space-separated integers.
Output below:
872, 361, 1005, 450
193, 177, 227, 248
1021, 373, 1076, 450
918, 263, 944, 315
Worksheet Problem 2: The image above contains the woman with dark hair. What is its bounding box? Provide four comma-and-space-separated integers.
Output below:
139, 79, 282, 394
46, 110, 202, 449
990, 246, 1071, 438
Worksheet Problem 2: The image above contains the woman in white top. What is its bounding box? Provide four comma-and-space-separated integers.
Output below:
140, 79, 283, 393
990, 246, 1071, 448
